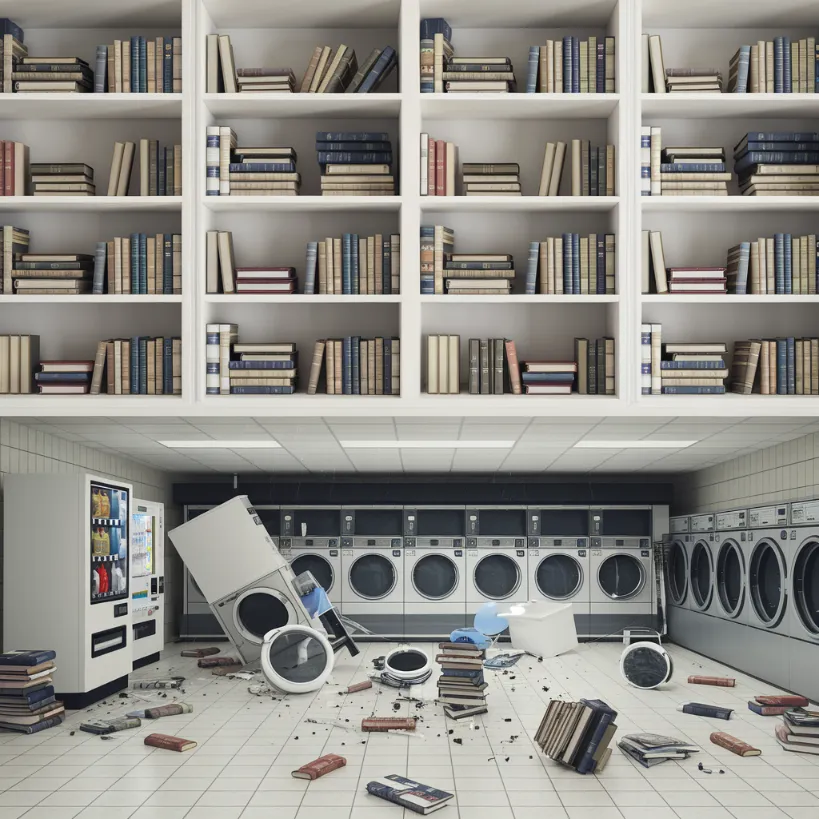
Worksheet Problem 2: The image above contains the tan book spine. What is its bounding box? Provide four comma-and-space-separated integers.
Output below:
437, 334, 448, 394
113, 40, 122, 92
307, 340, 325, 395
554, 40, 563, 92
156, 37, 163, 92
427, 335, 439, 393
539, 142, 556, 196
375, 233, 383, 294
299, 46, 323, 92
172, 37, 182, 92
367, 340, 375, 394
146, 339, 156, 394
0, 335, 9, 393
334, 237, 342, 294
147, 39, 155, 92
147, 236, 156, 293
571, 139, 581, 195
122, 237, 130, 294
105, 342, 114, 394
309, 46, 332, 93
117, 141, 136, 196
766, 41, 774, 92
325, 339, 335, 394
334, 340, 342, 394
122, 38, 131, 92
155, 336, 163, 393
108, 142, 124, 196
448, 334, 459, 394
360, 339, 368, 394
317, 241, 327, 294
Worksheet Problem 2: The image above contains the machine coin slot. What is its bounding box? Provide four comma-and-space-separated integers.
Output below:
151, 578, 158, 594
492, 539, 500, 546
392, 550, 401, 557
431, 539, 439, 546
113, 603, 128, 618
516, 550, 525, 557
368, 539, 376, 546
91, 625, 127, 657
330, 550, 338, 557
306, 539, 314, 546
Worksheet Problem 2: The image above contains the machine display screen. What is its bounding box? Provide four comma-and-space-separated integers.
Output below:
539, 509, 589, 535
355, 509, 403, 535
417, 509, 465, 536
601, 509, 652, 536
293, 509, 340, 537
478, 509, 527, 536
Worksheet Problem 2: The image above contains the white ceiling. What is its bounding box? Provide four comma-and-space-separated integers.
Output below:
14, 416, 819, 476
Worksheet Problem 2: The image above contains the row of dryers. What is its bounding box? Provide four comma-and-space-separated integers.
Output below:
182, 504, 668, 640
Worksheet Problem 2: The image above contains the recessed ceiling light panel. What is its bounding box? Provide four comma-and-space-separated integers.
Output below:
159, 440, 281, 449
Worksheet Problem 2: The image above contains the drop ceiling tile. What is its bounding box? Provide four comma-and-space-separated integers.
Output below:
530, 417, 602, 426
324, 416, 396, 425
394, 424, 462, 440
326, 424, 396, 440
457, 423, 527, 440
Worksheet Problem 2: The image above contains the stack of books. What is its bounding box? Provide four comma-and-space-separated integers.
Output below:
420, 135, 457, 195
97, 37, 181, 93
12, 252, 94, 295
420, 224, 455, 293
228, 341, 298, 395
729, 38, 818, 93
660, 339, 728, 395
425, 334, 461, 395
617, 734, 699, 767
421, 17, 454, 94
444, 56, 515, 93
775, 707, 819, 755
0, 224, 29, 292
0, 19, 27, 93
0, 650, 64, 734
536, 699, 618, 774
35, 360, 94, 394
735, 131, 819, 197
236, 68, 295, 93
445, 253, 514, 295
318, 131, 394, 196
13, 56, 91, 93
436, 641, 488, 719
575, 338, 616, 395
208, 130, 300, 196
0, 141, 30, 194
304, 234, 400, 295
101, 233, 180, 295
308, 337, 400, 395
32, 160, 92, 197
92, 337, 182, 395
529, 234, 616, 294
234, 266, 297, 294
136, 139, 182, 196
526, 37, 616, 93
463, 161, 520, 196
571, 140, 615, 195
520, 360, 577, 395
664, 68, 722, 93
0, 333, 39, 393
666, 267, 727, 294
643, 131, 729, 196
728, 234, 818, 295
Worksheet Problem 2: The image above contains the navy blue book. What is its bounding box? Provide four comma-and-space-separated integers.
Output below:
596, 237, 605, 294
352, 234, 360, 294
784, 233, 792, 294
230, 385, 296, 394
562, 36, 572, 92
163, 234, 172, 293
382, 237, 391, 294
139, 337, 148, 394
366, 775, 454, 815
358, 47, 397, 93
572, 233, 580, 293
130, 233, 139, 293
0, 19, 24, 41
741, 142, 819, 153
661, 163, 726, 172
384, 338, 392, 393
130, 36, 138, 92
352, 336, 360, 395
575, 699, 617, 774
0, 713, 64, 735
571, 37, 580, 92
163, 338, 173, 394
735, 152, 819, 174
130, 337, 139, 394
315, 142, 391, 152
342, 337, 352, 394
774, 233, 785, 294
163, 37, 173, 92
662, 386, 726, 394
342, 233, 352, 294
139, 233, 147, 294
0, 650, 55, 667
316, 131, 390, 142
526, 46, 539, 93
562, 232, 573, 293
440, 667, 483, 678
774, 37, 784, 93
776, 339, 787, 394
0, 689, 56, 709
787, 337, 795, 395
159, 146, 166, 196
783, 36, 791, 92
35, 372, 91, 382
738, 131, 819, 144
446, 261, 512, 270
596, 41, 605, 92
521, 372, 575, 383
420, 18, 451, 42
661, 360, 725, 369
590, 147, 598, 196
228, 162, 296, 173
229, 360, 297, 369
317, 152, 392, 164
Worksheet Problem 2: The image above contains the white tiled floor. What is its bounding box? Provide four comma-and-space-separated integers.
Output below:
0, 641, 817, 819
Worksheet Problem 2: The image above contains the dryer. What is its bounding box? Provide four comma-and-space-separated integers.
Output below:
711, 508, 748, 620
687, 513, 715, 616
528, 506, 590, 636
169, 497, 317, 665
279, 507, 341, 609
664, 516, 692, 612
340, 505, 404, 637
789, 499, 819, 644
740, 504, 788, 628
745, 520, 791, 635
589, 506, 654, 636
466, 506, 528, 619
404, 506, 467, 637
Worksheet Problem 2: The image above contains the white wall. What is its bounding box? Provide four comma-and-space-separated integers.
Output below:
0, 419, 182, 648
674, 431, 819, 514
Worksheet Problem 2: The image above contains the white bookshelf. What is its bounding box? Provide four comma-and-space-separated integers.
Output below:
0, 0, 817, 417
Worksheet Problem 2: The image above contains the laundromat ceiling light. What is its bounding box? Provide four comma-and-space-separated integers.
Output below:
159, 440, 282, 449
573, 440, 698, 449
339, 440, 516, 449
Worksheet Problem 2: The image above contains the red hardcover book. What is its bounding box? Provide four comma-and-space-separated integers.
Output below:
689, 676, 735, 687
427, 139, 436, 196
361, 717, 417, 732
435, 139, 445, 196
756, 695, 810, 707
710, 732, 761, 756
346, 680, 373, 693
504, 340, 522, 395
144, 733, 197, 752
180, 647, 220, 658
292, 754, 347, 780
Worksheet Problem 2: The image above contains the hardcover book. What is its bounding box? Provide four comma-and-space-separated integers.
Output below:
143, 703, 193, 719
366, 775, 454, 815
292, 754, 347, 780
361, 717, 417, 732
710, 731, 762, 756
144, 733, 197, 752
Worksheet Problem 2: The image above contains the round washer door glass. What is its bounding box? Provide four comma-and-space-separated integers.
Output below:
716, 540, 744, 618
598, 554, 645, 600
263, 627, 332, 690
235, 589, 293, 643
536, 554, 582, 600
667, 541, 688, 605
690, 541, 713, 609
291, 554, 334, 594
793, 539, 819, 636
749, 539, 787, 626
412, 554, 458, 600
474, 553, 521, 600
349, 553, 396, 600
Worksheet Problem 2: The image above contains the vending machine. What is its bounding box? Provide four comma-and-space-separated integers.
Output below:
131, 499, 165, 668
4, 474, 133, 708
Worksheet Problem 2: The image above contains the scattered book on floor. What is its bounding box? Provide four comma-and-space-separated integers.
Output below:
776, 710, 819, 754
180, 647, 220, 657
144, 733, 197, 752
366, 775, 454, 814
617, 733, 699, 767
292, 754, 347, 780
361, 717, 417, 732
689, 675, 736, 687
80, 717, 141, 734
710, 731, 761, 756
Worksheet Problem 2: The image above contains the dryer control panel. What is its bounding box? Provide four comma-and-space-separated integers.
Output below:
790, 499, 819, 525
749, 505, 789, 527
410, 537, 463, 548
529, 537, 588, 549
670, 516, 690, 534
715, 509, 747, 531
690, 513, 715, 533
468, 536, 526, 549
282, 537, 339, 549
592, 537, 651, 549
350, 536, 402, 549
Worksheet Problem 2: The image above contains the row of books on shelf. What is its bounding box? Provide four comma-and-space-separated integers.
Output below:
96, 38, 181, 93
109, 140, 182, 197
641, 329, 728, 395
90, 337, 181, 395
207, 34, 396, 94
527, 235, 616, 295
309, 337, 399, 395
427, 335, 614, 396
316, 133, 395, 196
0, 333, 38, 393
525, 38, 616, 94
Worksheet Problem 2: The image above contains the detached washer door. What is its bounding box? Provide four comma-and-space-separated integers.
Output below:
292, 553, 334, 595
793, 538, 819, 639
749, 538, 787, 628
474, 553, 521, 600
598, 553, 646, 601
666, 540, 689, 606
412, 553, 458, 600
234, 588, 297, 645
536, 554, 583, 600
689, 540, 714, 611
716, 539, 745, 619
349, 553, 396, 600
261, 625, 334, 694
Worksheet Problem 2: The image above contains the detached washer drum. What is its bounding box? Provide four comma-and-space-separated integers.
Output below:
260, 625, 334, 694
620, 642, 673, 689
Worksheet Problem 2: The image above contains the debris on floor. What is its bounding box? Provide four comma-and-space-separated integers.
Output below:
132, 678, 184, 690
198, 656, 242, 668
180, 647, 220, 658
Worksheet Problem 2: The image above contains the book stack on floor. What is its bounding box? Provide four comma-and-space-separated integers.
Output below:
35, 360, 94, 394
536, 699, 618, 774
463, 162, 520, 197
96, 36, 181, 93
570, 140, 615, 195
664, 68, 722, 93
420, 135, 457, 195
318, 131, 395, 196
101, 233, 180, 294
92, 337, 182, 395
32, 161, 93, 197
0, 224, 29, 291
444, 56, 516, 93
0, 19, 27, 93
575, 338, 616, 395
308, 337, 400, 396
13, 57, 91, 93
425, 334, 461, 395
735, 132, 819, 197
0, 333, 39, 393
617, 734, 699, 767
728, 234, 818, 295
526, 37, 616, 93
520, 359, 577, 395
236, 68, 295, 93
776, 706, 819, 754
745, 337, 819, 395
304, 234, 400, 295
436, 641, 488, 720
420, 18, 453, 93
445, 253, 514, 295
748, 695, 807, 715
529, 234, 616, 294
728, 38, 818, 93
0, 650, 64, 734
11, 252, 93, 295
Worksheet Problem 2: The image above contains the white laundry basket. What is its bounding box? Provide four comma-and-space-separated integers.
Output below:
498, 600, 579, 658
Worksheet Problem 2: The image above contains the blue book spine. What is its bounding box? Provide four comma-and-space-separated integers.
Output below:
783, 37, 791, 92
661, 386, 726, 394
342, 233, 352, 294
139, 337, 148, 394
352, 336, 360, 394
163, 338, 173, 394
784, 234, 792, 294
524, 241, 538, 294
596, 238, 605, 294
590, 147, 598, 195
140, 233, 147, 293
163, 37, 172, 92
130, 36, 138, 92
130, 233, 139, 293
384, 338, 392, 394
420, 18, 452, 42
351, 234, 359, 294
743, 131, 819, 141
158, 147, 165, 197
777, 339, 787, 394
440, 668, 483, 678
774, 233, 785, 294
163, 234, 172, 294
95, 45, 107, 93
572, 233, 580, 293
563, 36, 572, 92
382, 237, 391, 294
742, 141, 819, 154
36, 372, 91, 382
229, 360, 297, 369
316, 131, 390, 142
92, 241, 106, 294
816, 239, 819, 293
317, 152, 392, 164
661, 360, 726, 369
526, 46, 539, 93
736, 241, 751, 294
576, 711, 614, 774
316, 142, 391, 151
660, 162, 726, 172
735, 152, 819, 173
737, 45, 750, 92
522, 372, 575, 383
787, 337, 796, 394
130, 337, 139, 394
774, 37, 784, 93
357, 46, 396, 93
342, 337, 352, 394
562, 233, 573, 293
304, 241, 317, 294
816, 44, 819, 93
140, 37, 147, 92
228, 162, 296, 173
596, 42, 605, 91
572, 37, 580, 92
0, 19, 24, 41
230, 386, 296, 394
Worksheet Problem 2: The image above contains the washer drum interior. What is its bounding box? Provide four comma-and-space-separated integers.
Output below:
260, 625, 334, 694
619, 642, 673, 689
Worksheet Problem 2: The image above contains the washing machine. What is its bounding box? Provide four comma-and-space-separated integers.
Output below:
664, 516, 692, 612
169, 497, 316, 665
711, 508, 748, 620
404, 506, 467, 637
279, 507, 341, 609
589, 506, 654, 636
685, 512, 715, 616
340, 505, 404, 637
745, 518, 791, 635
466, 506, 528, 619
528, 506, 590, 636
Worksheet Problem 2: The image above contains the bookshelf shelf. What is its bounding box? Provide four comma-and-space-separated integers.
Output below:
420, 94, 620, 120
203, 196, 403, 213
203, 93, 402, 119
0, 295, 183, 304
641, 93, 819, 120
420, 295, 619, 304
641, 197, 819, 213
421, 196, 620, 213
641, 295, 819, 304
0, 94, 183, 121
0, 196, 183, 212
204, 294, 401, 303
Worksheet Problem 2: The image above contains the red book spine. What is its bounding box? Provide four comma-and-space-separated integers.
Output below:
0, 141, 4, 195
505, 340, 522, 394
688, 675, 736, 687
756, 695, 809, 707
435, 140, 445, 196
346, 680, 373, 693
428, 139, 436, 196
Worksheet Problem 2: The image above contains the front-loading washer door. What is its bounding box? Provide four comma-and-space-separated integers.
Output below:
689, 540, 714, 610
474, 552, 521, 600
793, 538, 819, 639
291, 553, 334, 594
536, 553, 583, 600
349, 552, 397, 600
749, 538, 787, 628
412, 553, 459, 600
666, 540, 689, 606
233, 588, 297, 645
716, 539, 745, 618
597, 553, 646, 601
